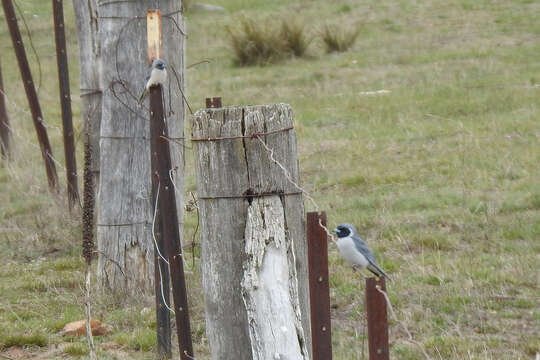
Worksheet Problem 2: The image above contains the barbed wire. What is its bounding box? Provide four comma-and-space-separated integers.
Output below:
376, 285, 431, 359
2, 7, 432, 358
253, 134, 338, 243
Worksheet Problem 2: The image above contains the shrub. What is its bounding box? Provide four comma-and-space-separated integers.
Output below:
280, 20, 310, 57
227, 18, 283, 66
227, 17, 310, 66
321, 24, 360, 53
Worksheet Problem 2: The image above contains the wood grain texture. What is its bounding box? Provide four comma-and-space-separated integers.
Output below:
72, 0, 101, 182
242, 196, 308, 360
192, 104, 311, 359
96, 1, 185, 293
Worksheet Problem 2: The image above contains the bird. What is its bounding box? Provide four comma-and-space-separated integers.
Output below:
137, 58, 167, 105
333, 223, 391, 281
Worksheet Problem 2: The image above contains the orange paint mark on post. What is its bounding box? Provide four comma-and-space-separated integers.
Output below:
146, 10, 162, 64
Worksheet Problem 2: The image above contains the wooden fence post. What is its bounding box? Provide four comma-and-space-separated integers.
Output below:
52, 0, 79, 208
192, 104, 311, 359
2, 0, 58, 190
307, 211, 333, 360
0, 56, 9, 158
96, 0, 184, 295
366, 277, 389, 360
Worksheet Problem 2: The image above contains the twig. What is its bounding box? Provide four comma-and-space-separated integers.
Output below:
84, 265, 96, 360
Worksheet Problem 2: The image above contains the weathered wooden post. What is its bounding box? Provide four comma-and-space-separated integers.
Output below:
72, 0, 101, 197
53, 0, 79, 209
0, 56, 9, 158
366, 277, 389, 360
2, 0, 58, 190
96, 0, 185, 293
192, 103, 311, 359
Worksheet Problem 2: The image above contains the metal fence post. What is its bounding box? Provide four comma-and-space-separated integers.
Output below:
2, 0, 58, 191
52, 0, 79, 208
307, 211, 333, 360
147, 10, 193, 360
365, 277, 389, 360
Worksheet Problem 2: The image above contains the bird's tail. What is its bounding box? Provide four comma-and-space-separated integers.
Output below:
367, 260, 392, 282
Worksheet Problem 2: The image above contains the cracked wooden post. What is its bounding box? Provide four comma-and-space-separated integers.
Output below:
192, 104, 311, 359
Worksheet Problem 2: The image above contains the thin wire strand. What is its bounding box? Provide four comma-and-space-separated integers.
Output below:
157, 260, 175, 314
13, 0, 42, 91
152, 181, 169, 265
376, 285, 431, 360
254, 135, 337, 243
153, 181, 176, 313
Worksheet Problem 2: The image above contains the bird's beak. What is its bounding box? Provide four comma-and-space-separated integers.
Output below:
332, 228, 338, 234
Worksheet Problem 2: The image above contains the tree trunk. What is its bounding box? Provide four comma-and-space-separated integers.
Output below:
95, 1, 185, 293
192, 104, 311, 359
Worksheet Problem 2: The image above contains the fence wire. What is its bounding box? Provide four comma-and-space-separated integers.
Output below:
0, 6, 436, 359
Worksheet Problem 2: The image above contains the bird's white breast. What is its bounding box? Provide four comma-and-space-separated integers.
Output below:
337, 236, 369, 269
147, 68, 167, 89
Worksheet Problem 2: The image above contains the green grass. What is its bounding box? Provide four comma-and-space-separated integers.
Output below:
1, 0, 539, 359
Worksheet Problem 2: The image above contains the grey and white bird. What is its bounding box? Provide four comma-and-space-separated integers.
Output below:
333, 223, 391, 281
137, 58, 167, 105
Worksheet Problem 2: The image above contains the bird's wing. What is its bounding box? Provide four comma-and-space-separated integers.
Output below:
351, 235, 376, 263
352, 235, 391, 281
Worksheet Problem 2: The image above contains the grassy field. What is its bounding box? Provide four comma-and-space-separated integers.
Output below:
1, 0, 539, 359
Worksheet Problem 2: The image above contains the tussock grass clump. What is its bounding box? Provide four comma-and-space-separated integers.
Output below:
227, 17, 309, 66
321, 24, 360, 53
280, 20, 310, 57
1, 333, 48, 349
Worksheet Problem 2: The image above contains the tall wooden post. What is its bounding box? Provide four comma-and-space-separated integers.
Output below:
192, 104, 311, 359
96, 0, 185, 295
2, 0, 58, 190
72, 0, 101, 199
0, 57, 10, 158
366, 277, 389, 360
53, 0, 79, 208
